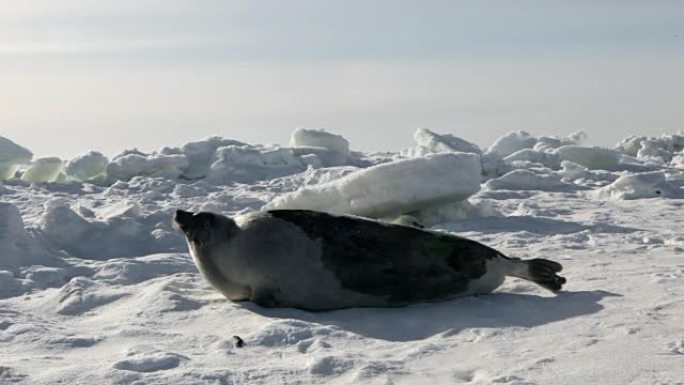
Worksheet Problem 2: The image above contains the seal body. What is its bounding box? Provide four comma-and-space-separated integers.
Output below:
174, 209, 566, 310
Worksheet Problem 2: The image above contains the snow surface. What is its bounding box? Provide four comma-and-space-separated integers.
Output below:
1, 129, 684, 384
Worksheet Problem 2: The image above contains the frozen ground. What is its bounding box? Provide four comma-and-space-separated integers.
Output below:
1, 129, 683, 384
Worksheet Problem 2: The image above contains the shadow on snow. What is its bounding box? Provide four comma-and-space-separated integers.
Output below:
241, 290, 620, 342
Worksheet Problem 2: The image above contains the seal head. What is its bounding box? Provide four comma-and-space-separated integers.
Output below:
173, 209, 239, 248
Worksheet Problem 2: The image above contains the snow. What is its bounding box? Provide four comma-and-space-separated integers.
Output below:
0, 136, 33, 180
486, 130, 538, 157
290, 129, 353, 167
592, 171, 684, 200
107, 152, 189, 181
64, 151, 109, 182
485, 130, 587, 158
553, 145, 624, 170
1, 129, 684, 384
485, 169, 573, 192
21, 157, 63, 183
264, 152, 482, 219
290, 128, 351, 157
406, 128, 481, 156
206, 146, 306, 184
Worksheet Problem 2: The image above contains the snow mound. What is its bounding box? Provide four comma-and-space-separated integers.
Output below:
485, 169, 572, 191
206, 146, 306, 184
54, 276, 127, 315
487, 130, 586, 158
407, 128, 481, 156
64, 151, 109, 181
161, 136, 246, 179
21, 157, 63, 183
0, 202, 60, 272
615, 133, 684, 158
554, 146, 623, 170
107, 153, 189, 181
486, 131, 538, 158
504, 149, 561, 170
38, 200, 183, 260
0, 136, 33, 180
558, 161, 618, 185
113, 352, 185, 372
92, 254, 196, 285
592, 171, 684, 200
264, 153, 481, 218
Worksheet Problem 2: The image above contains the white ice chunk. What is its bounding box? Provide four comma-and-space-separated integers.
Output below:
21, 157, 63, 183
615, 133, 684, 159
290, 128, 350, 156
290, 129, 351, 167
615, 136, 647, 156
486, 131, 537, 158
64, 151, 109, 181
504, 149, 561, 169
407, 128, 481, 156
264, 153, 481, 219
0, 136, 33, 180
206, 146, 306, 184
485, 169, 571, 191
554, 146, 622, 170
487, 130, 587, 158
291, 146, 348, 167
161, 136, 246, 179
107, 153, 189, 181
637, 140, 673, 165
592, 171, 684, 200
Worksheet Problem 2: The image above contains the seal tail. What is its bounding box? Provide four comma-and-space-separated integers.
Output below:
502, 255, 567, 292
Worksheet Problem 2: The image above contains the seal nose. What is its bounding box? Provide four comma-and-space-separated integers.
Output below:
173, 209, 194, 231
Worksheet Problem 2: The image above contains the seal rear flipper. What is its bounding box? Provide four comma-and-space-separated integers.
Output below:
506, 257, 567, 292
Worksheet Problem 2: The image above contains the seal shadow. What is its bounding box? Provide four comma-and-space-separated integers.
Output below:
241, 290, 620, 342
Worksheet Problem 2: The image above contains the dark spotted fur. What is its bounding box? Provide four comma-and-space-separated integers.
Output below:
268, 210, 502, 304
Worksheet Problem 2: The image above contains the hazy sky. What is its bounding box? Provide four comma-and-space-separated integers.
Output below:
1, 0, 683, 158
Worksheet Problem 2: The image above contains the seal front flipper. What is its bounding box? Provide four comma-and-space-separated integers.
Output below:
505, 257, 567, 292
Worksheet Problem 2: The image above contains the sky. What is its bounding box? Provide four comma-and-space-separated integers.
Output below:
1, 0, 683, 158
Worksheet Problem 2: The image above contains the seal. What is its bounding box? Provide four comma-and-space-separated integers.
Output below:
174, 209, 566, 310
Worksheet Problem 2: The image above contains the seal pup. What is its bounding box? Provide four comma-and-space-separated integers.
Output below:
174, 209, 566, 310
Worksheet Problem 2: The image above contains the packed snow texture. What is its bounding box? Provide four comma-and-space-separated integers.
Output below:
264, 152, 482, 219
1, 128, 684, 384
